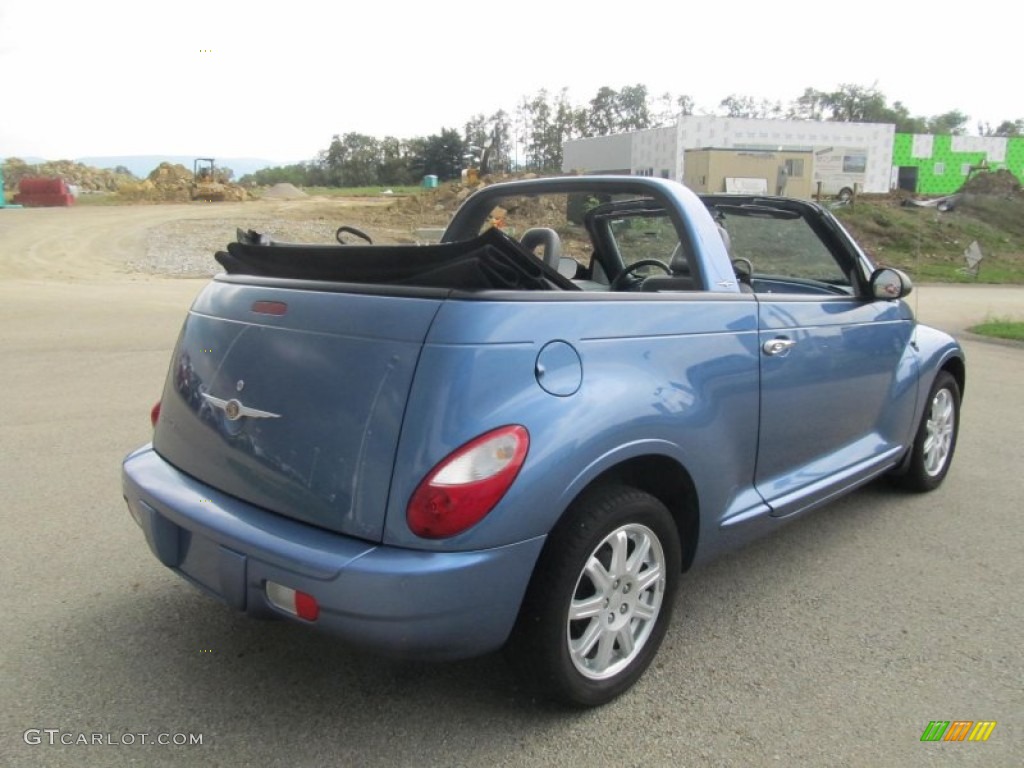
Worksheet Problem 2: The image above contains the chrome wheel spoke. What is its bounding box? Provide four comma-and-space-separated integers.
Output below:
608, 530, 629, 577
571, 619, 602, 658
633, 599, 657, 621
570, 594, 606, 621
615, 626, 635, 657
626, 535, 651, 576
636, 562, 662, 593
593, 630, 616, 671
584, 556, 613, 595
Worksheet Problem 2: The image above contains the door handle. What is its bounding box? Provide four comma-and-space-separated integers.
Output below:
762, 337, 796, 356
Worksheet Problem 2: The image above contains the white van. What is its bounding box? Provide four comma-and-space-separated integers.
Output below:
812, 146, 868, 200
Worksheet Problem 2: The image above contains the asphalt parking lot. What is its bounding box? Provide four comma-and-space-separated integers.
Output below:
0, 206, 1021, 767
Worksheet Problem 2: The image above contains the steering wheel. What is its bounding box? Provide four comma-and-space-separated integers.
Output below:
336, 225, 373, 245
610, 259, 672, 291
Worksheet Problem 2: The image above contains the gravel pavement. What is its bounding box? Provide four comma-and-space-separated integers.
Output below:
0, 203, 1020, 767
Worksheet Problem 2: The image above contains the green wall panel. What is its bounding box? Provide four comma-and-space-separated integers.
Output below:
892, 133, 1024, 194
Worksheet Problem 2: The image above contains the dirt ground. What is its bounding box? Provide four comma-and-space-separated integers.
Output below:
0, 198, 414, 281
1, 199, 1021, 331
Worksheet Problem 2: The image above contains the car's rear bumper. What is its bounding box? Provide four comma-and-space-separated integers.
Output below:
121, 445, 545, 660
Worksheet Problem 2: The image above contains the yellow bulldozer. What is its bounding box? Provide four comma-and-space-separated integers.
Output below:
190, 158, 228, 202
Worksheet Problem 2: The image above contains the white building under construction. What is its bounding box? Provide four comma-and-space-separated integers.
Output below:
562, 116, 896, 197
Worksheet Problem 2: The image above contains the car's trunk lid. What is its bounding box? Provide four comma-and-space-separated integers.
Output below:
153, 279, 442, 541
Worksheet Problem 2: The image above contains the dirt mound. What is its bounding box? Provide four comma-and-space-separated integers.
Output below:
960, 169, 1022, 196
147, 162, 193, 184
2, 157, 135, 193
259, 183, 309, 200
115, 162, 247, 202
116, 163, 193, 202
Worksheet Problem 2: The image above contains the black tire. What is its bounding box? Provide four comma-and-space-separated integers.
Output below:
894, 371, 960, 492
508, 485, 681, 707
838, 187, 854, 202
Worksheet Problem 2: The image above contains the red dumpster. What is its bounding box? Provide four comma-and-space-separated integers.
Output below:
13, 177, 75, 207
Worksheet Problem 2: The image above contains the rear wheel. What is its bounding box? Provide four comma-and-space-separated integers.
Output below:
509, 485, 681, 707
895, 371, 960, 491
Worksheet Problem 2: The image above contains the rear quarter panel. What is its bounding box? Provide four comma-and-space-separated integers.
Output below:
382, 295, 763, 551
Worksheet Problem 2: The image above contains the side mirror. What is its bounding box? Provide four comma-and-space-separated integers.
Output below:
870, 267, 913, 300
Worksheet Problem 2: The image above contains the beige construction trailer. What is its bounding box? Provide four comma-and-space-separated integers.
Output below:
682, 148, 814, 199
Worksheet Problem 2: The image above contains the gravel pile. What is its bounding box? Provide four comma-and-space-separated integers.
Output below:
127, 217, 341, 277
259, 183, 308, 199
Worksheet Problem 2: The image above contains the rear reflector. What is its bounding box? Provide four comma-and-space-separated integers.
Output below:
150, 401, 161, 427
265, 581, 319, 621
252, 300, 288, 316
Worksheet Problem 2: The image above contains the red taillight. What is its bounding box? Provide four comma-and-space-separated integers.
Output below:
150, 401, 161, 427
407, 425, 529, 539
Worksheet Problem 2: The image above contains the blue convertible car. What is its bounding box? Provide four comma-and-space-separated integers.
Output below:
123, 176, 964, 706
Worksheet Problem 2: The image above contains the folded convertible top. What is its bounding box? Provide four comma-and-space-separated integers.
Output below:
215, 227, 579, 291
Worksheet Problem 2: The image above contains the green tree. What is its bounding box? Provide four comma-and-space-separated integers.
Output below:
587, 86, 620, 136
522, 90, 554, 169
322, 133, 384, 186
463, 113, 489, 166
979, 119, 1024, 137
785, 83, 945, 132
788, 87, 830, 120
519, 89, 579, 171
463, 111, 512, 174
719, 94, 783, 119
926, 110, 969, 135
488, 109, 514, 173
821, 83, 890, 122
378, 136, 413, 185
651, 93, 695, 126
238, 162, 321, 187
651, 92, 675, 126
888, 102, 928, 133
616, 84, 651, 131
416, 129, 465, 180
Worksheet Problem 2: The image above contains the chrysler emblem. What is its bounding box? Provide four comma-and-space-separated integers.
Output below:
201, 393, 281, 421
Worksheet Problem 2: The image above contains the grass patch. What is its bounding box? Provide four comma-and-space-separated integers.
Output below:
300, 186, 423, 198
970, 318, 1024, 341
834, 195, 1024, 284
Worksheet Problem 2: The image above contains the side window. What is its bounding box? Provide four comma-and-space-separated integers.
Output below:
484, 193, 595, 271
608, 213, 681, 268
721, 214, 851, 293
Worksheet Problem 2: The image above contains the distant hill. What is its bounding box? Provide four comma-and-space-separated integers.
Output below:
75, 156, 289, 179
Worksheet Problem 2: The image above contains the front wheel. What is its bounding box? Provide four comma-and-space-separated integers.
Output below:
894, 371, 961, 492
509, 485, 681, 707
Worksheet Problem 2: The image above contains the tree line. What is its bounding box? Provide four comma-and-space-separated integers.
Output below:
240, 83, 1023, 187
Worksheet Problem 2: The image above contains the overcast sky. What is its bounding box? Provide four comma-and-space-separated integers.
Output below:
1, 0, 1019, 163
